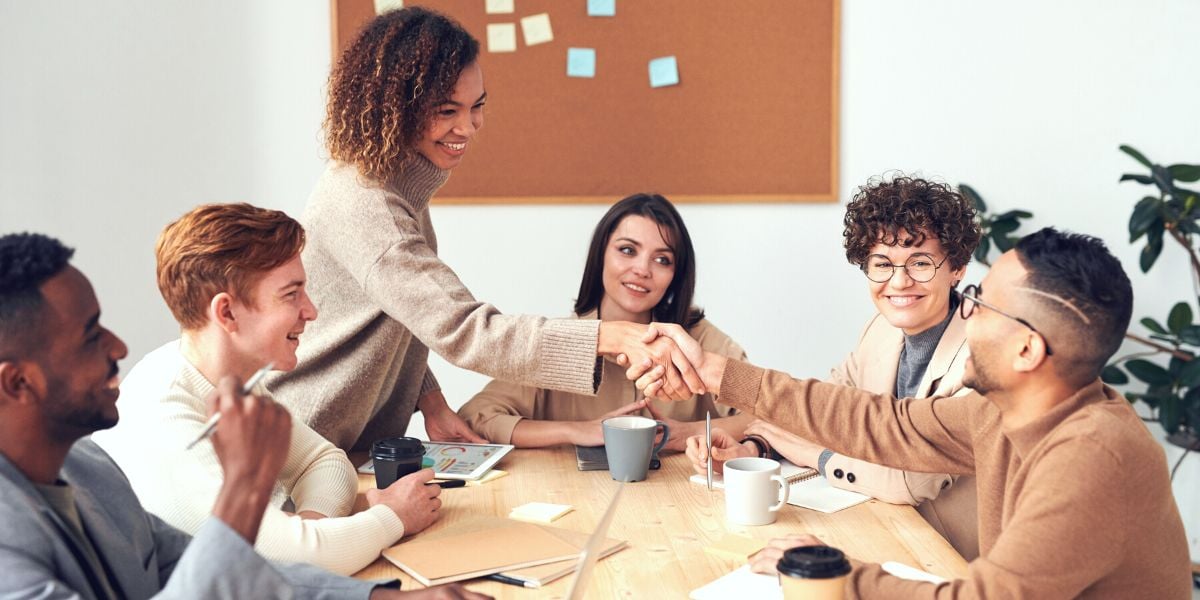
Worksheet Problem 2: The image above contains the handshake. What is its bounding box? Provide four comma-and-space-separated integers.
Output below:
599, 321, 729, 401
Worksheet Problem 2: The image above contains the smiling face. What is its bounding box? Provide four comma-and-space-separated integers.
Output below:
866, 229, 965, 336
598, 215, 677, 324
34, 266, 128, 437
415, 61, 486, 170
228, 255, 317, 373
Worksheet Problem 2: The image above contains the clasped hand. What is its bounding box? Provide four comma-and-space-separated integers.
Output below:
608, 321, 713, 401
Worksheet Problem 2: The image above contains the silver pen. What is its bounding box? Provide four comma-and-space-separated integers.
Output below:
706, 411, 713, 491
185, 362, 275, 450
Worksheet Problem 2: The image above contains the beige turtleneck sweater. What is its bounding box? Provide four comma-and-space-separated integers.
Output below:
270, 157, 601, 451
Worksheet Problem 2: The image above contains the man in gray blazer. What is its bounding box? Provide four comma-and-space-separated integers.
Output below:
0, 232, 488, 600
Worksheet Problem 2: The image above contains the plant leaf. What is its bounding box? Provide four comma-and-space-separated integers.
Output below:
1159, 395, 1182, 433
1125, 359, 1173, 385
1128, 196, 1160, 241
990, 218, 1021, 235
993, 231, 1015, 252
1141, 317, 1168, 334
1119, 144, 1153, 168
1152, 165, 1176, 196
959, 184, 987, 212
1168, 164, 1200, 183
1101, 365, 1129, 384
1179, 358, 1200, 387
1120, 173, 1155, 185
1139, 231, 1163, 272
973, 236, 991, 265
1180, 324, 1200, 346
1168, 302, 1194, 335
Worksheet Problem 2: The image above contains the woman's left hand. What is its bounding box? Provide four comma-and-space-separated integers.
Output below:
419, 391, 487, 443
748, 533, 826, 574
642, 399, 691, 452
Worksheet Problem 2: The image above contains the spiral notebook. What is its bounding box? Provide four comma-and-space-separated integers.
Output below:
689, 460, 869, 514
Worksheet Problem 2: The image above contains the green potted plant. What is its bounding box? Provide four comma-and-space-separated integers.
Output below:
1099, 145, 1200, 466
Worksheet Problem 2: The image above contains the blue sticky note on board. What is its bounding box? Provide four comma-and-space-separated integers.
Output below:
588, 0, 616, 17
648, 56, 679, 88
567, 48, 596, 78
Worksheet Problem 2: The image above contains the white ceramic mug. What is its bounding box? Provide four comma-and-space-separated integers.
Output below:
723, 457, 790, 526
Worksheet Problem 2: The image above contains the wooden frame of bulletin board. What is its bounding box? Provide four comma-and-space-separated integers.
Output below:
330, 0, 840, 204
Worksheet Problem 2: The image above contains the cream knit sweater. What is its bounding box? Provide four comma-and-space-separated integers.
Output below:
94, 341, 405, 575
270, 157, 600, 451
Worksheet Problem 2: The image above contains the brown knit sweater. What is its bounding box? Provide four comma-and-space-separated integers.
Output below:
718, 359, 1191, 599
270, 158, 600, 451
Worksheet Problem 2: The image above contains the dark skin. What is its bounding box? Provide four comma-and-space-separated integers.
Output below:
0, 266, 489, 599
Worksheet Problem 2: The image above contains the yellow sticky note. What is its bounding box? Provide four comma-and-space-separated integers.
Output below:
467, 469, 508, 486
509, 502, 573, 523
703, 534, 765, 562
374, 0, 402, 14
520, 13, 553, 46
486, 23, 517, 53
485, 0, 514, 14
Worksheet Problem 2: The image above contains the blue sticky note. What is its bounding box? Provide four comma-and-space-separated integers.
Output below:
588, 0, 615, 17
567, 48, 596, 78
648, 56, 679, 88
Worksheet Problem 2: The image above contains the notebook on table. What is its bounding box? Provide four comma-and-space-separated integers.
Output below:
575, 445, 660, 471
689, 460, 869, 514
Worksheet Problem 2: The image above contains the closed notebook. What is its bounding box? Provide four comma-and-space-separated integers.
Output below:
382, 517, 583, 586
690, 459, 869, 514
497, 528, 627, 587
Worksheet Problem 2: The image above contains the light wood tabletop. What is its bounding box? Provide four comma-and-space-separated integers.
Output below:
352, 448, 968, 598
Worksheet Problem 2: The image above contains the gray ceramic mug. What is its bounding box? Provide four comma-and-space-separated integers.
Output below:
602, 416, 670, 482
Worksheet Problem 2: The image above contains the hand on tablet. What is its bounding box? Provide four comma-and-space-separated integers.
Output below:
419, 390, 487, 443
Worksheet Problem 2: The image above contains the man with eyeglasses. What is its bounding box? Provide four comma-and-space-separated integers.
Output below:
634, 228, 1191, 598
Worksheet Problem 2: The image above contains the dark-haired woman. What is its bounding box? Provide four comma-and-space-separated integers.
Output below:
270, 7, 702, 454
458, 194, 746, 450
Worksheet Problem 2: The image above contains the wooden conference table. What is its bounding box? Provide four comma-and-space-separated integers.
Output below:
352, 448, 968, 597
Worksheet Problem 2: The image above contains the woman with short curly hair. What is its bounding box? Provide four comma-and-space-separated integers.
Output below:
690, 173, 984, 560
271, 7, 701, 455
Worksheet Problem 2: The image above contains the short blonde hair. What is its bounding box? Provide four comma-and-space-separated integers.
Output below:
155, 203, 305, 330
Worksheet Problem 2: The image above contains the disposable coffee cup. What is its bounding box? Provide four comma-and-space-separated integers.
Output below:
777, 545, 852, 600
371, 436, 425, 489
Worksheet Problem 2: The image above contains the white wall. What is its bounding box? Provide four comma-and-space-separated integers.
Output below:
3, 0, 1198, 561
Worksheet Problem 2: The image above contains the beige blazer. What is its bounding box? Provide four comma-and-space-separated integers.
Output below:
458, 314, 747, 444
822, 310, 980, 560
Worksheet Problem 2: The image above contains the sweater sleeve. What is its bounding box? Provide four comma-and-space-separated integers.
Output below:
279, 419, 358, 518
419, 368, 441, 398
457, 379, 544, 444
253, 504, 405, 576
329, 200, 600, 395
718, 360, 976, 476
846, 438, 1129, 599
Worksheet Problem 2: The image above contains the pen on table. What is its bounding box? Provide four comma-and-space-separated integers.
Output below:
706, 411, 713, 491
185, 362, 274, 450
485, 573, 535, 588
427, 480, 466, 489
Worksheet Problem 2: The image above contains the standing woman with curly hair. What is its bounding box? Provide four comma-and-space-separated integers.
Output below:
270, 7, 701, 453
686, 174, 984, 560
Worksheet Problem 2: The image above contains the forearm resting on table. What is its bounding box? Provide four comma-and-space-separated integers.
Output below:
510, 419, 589, 447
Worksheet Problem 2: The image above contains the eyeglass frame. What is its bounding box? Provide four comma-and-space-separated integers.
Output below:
860, 252, 950, 284
958, 284, 1054, 356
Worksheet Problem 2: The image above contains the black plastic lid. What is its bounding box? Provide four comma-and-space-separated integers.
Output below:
777, 545, 852, 579
371, 437, 425, 461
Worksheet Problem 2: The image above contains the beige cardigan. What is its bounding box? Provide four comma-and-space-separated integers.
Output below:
718, 361, 1192, 599
459, 315, 746, 444
270, 159, 601, 451
823, 311, 979, 560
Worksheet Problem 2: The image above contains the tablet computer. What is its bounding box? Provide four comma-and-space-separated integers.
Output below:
358, 441, 514, 481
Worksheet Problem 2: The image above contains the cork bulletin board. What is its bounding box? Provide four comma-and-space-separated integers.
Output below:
331, 0, 840, 204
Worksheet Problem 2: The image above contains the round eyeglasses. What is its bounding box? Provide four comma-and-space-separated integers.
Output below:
861, 253, 948, 283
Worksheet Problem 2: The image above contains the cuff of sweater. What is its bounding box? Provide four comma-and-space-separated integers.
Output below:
420, 369, 441, 397
363, 503, 407, 542
717, 359, 764, 413
536, 318, 602, 396
482, 414, 522, 445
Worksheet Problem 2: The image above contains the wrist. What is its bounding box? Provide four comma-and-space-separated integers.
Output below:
700, 353, 727, 393
417, 390, 449, 415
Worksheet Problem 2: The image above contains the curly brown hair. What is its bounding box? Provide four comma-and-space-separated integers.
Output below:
843, 174, 981, 270
325, 7, 479, 182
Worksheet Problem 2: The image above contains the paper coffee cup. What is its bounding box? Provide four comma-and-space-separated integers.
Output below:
777, 545, 851, 600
